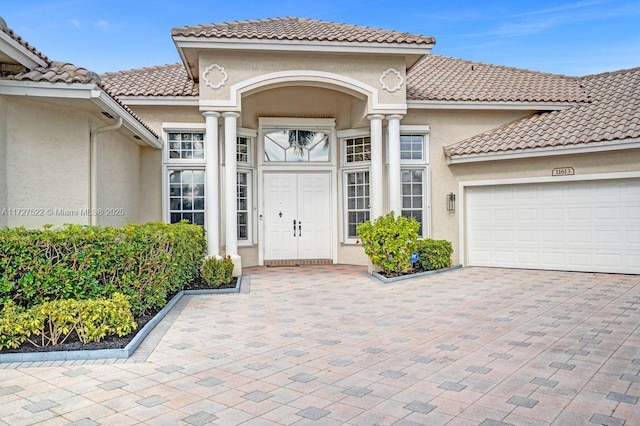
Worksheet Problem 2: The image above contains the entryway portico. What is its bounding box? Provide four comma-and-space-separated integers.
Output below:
168, 18, 435, 271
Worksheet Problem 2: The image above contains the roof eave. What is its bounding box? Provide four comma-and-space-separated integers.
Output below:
408, 100, 583, 111
173, 36, 433, 79
0, 80, 161, 149
446, 137, 640, 164
117, 95, 199, 106
0, 30, 48, 69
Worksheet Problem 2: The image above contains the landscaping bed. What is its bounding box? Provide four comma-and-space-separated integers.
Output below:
0, 276, 238, 356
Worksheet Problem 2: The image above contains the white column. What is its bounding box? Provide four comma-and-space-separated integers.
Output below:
203, 111, 220, 257
387, 114, 403, 216
223, 112, 240, 259
368, 114, 385, 220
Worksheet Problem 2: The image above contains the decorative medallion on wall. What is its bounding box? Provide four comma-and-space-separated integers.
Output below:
379, 68, 403, 93
202, 64, 228, 90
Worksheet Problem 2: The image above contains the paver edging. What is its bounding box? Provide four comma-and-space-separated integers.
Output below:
0, 275, 243, 363
372, 265, 462, 283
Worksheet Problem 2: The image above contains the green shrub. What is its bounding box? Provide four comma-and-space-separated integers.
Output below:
0, 301, 42, 350
201, 256, 234, 287
357, 212, 420, 274
415, 239, 453, 271
0, 222, 205, 315
0, 293, 136, 350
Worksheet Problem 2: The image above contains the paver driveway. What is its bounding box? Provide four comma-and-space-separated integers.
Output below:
1, 266, 639, 425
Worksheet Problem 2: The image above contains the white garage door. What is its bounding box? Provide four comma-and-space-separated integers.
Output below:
466, 179, 640, 274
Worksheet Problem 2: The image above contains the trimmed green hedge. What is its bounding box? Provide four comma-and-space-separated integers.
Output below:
415, 238, 453, 271
0, 222, 205, 315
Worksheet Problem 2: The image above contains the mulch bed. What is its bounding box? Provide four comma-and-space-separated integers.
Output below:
0, 277, 237, 355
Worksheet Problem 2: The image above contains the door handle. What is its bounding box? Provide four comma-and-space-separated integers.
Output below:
298, 222, 302, 237
293, 219, 297, 237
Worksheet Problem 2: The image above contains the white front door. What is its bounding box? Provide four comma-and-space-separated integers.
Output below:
264, 172, 332, 260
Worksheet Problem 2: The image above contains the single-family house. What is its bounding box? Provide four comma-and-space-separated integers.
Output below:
1, 17, 638, 274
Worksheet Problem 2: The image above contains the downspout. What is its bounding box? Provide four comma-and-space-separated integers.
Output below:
89, 117, 122, 225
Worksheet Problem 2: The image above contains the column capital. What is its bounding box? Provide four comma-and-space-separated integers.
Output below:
367, 114, 385, 121
385, 114, 404, 121
222, 111, 240, 119
202, 111, 221, 118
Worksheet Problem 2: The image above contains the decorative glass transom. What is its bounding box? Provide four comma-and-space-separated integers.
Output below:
264, 130, 330, 162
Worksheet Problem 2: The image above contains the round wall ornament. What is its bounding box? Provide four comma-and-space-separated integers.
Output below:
379, 68, 403, 93
203, 64, 228, 90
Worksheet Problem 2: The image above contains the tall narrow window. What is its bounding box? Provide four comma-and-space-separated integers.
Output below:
346, 171, 370, 239
168, 169, 205, 225
237, 137, 249, 163
237, 171, 249, 241
401, 169, 423, 235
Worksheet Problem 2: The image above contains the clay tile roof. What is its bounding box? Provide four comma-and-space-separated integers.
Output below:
0, 17, 50, 66
100, 63, 198, 97
6, 61, 101, 84
444, 66, 640, 157
407, 55, 588, 103
171, 17, 435, 45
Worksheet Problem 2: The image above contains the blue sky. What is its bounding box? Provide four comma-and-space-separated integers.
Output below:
3, 0, 639, 76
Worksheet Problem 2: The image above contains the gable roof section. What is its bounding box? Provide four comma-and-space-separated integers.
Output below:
0, 17, 49, 69
444, 66, 640, 160
172, 17, 435, 45
407, 55, 588, 103
100, 63, 198, 97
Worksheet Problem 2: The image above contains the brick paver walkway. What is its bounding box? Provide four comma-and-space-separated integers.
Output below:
1, 266, 639, 425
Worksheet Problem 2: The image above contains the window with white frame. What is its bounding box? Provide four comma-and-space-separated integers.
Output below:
345, 170, 370, 239
237, 171, 251, 241
168, 169, 205, 225
401, 169, 424, 235
400, 134, 424, 161
237, 137, 250, 164
345, 136, 371, 163
168, 132, 204, 160
398, 126, 430, 237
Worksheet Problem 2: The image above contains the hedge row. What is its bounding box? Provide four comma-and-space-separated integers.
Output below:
0, 293, 136, 350
0, 222, 205, 315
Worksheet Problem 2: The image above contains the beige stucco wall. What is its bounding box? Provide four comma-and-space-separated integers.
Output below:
199, 51, 407, 112
140, 146, 163, 223
242, 86, 363, 129
0, 97, 7, 227
4, 98, 90, 228
95, 122, 141, 227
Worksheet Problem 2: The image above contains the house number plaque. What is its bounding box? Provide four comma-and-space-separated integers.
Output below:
552, 167, 575, 176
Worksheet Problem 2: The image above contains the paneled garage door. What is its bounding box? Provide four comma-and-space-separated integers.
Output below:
466, 179, 640, 274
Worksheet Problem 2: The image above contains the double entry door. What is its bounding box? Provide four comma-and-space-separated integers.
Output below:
264, 172, 332, 260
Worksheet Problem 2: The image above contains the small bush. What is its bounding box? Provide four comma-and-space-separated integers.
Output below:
0, 301, 42, 350
357, 212, 420, 274
0, 222, 205, 315
0, 293, 137, 350
415, 239, 453, 271
201, 256, 234, 287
